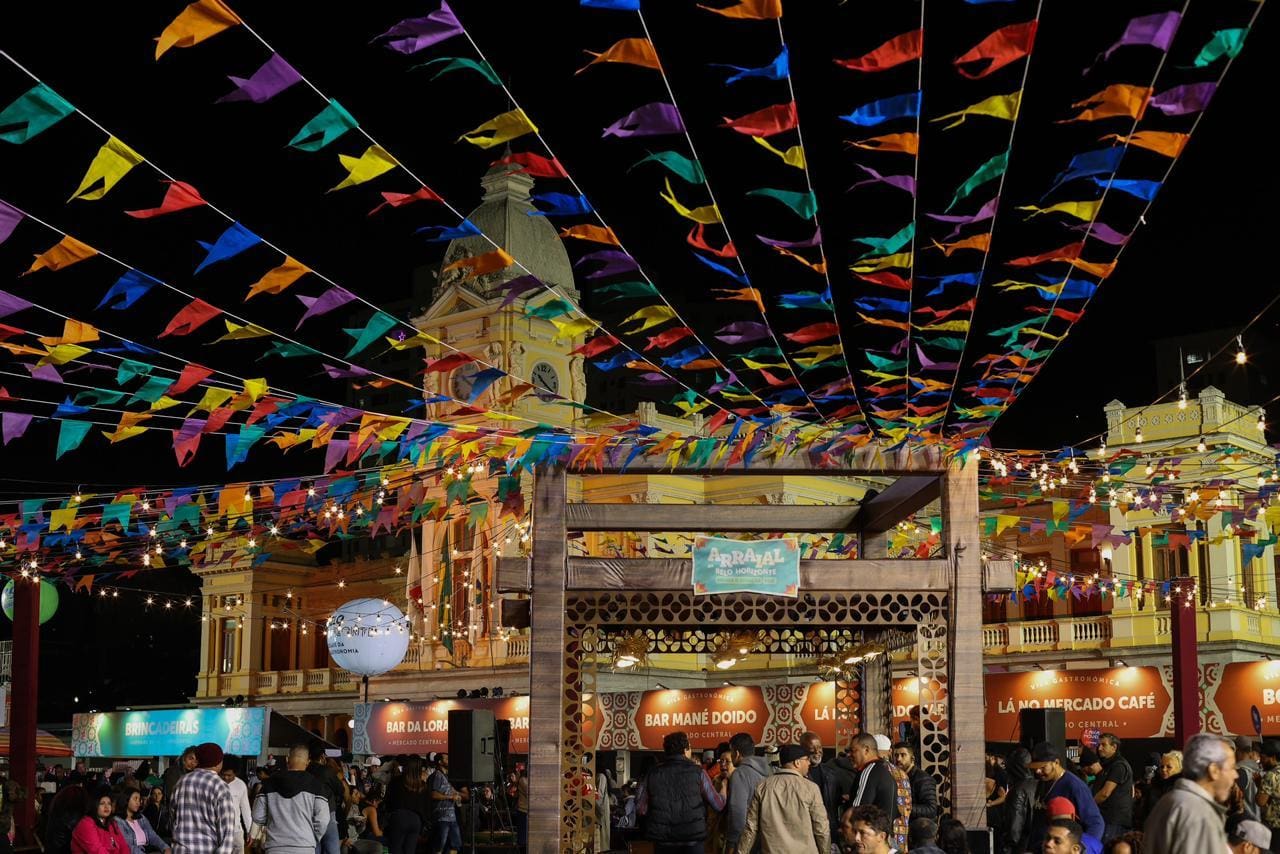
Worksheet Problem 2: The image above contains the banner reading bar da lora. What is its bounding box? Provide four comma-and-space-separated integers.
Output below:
692, 536, 800, 598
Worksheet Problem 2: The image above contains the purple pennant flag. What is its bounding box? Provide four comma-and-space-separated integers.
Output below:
26, 363, 62, 383
0, 200, 24, 245
499, 275, 543, 306
602, 103, 685, 138
296, 286, 356, 329
321, 363, 374, 380
320, 406, 363, 427
324, 438, 350, 473
217, 53, 303, 104
1099, 12, 1182, 62
756, 227, 822, 250
2, 412, 33, 445
0, 288, 33, 320
708, 371, 740, 394
1071, 221, 1131, 246
714, 321, 771, 345
915, 345, 959, 372
926, 196, 999, 239
373, 2, 464, 55
575, 250, 638, 279
1150, 82, 1216, 115
847, 164, 916, 196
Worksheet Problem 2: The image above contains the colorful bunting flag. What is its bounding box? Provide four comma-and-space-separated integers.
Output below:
1061, 85, 1151, 122
948, 151, 1007, 211
443, 248, 515, 280
846, 133, 918, 155
836, 30, 922, 72
330, 145, 398, 191
1150, 83, 1216, 116
633, 150, 705, 184
296, 287, 356, 328
712, 46, 790, 84
195, 222, 260, 273
931, 91, 1021, 130
602, 103, 684, 138
155, 0, 242, 59
26, 235, 97, 274
69, 136, 143, 201
217, 53, 303, 104
125, 181, 207, 218
1096, 11, 1181, 63
838, 92, 921, 127
289, 100, 358, 151
160, 298, 222, 337
345, 312, 399, 358
246, 256, 309, 300
1099, 131, 1187, 158
699, 0, 782, 19
56, 419, 93, 459
0, 83, 75, 144
746, 187, 817, 219
578, 38, 661, 73
751, 136, 805, 169
0, 200, 23, 244
721, 101, 797, 137
1191, 29, 1247, 68
953, 21, 1037, 79
459, 109, 539, 148
373, 2, 464, 54
659, 178, 721, 224
490, 152, 567, 178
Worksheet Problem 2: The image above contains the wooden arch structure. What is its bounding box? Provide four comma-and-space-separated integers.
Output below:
499, 447, 985, 852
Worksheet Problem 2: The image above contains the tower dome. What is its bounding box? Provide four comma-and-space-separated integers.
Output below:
436, 159, 578, 302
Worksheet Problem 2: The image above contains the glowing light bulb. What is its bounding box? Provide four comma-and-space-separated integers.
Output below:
1135, 428, 1144, 443
1237, 336, 1247, 364
1145, 463, 1154, 476
1197, 438, 1206, 453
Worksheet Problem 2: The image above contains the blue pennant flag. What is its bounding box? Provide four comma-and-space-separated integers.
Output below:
712, 46, 790, 85
195, 222, 261, 274
838, 92, 921, 127
97, 270, 160, 310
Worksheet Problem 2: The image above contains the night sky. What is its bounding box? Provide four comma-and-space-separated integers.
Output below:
1, 1, 1275, 721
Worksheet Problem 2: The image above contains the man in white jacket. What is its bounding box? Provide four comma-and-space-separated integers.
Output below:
220, 757, 254, 853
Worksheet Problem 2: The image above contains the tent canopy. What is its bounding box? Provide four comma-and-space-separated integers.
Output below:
0, 727, 73, 757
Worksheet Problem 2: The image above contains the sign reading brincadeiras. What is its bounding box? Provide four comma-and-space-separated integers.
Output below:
71, 708, 267, 758
692, 536, 800, 597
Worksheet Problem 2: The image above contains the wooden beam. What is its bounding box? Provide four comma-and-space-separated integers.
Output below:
527, 466, 567, 853
574, 444, 947, 476
497, 556, 951, 594
853, 475, 941, 534
565, 502, 859, 533
944, 458, 987, 827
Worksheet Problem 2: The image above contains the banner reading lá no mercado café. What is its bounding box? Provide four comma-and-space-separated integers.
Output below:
692, 535, 800, 597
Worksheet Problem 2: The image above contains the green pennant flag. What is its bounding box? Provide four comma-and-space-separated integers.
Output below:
288, 99, 358, 152
746, 187, 818, 219
126, 375, 173, 405
438, 529, 454, 654
412, 57, 502, 86
631, 150, 706, 184
596, 281, 659, 301
56, 420, 93, 459
948, 151, 1008, 211
853, 223, 914, 260
116, 359, 154, 386
344, 311, 398, 358
1192, 28, 1247, 68
524, 297, 575, 320
101, 502, 132, 530
467, 501, 489, 528
259, 340, 322, 360
0, 83, 76, 144
75, 389, 128, 407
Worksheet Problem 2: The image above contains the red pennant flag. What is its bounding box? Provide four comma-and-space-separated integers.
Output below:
422, 353, 475, 374
835, 30, 923, 72
169, 364, 214, 396
687, 224, 737, 258
855, 271, 912, 290
645, 326, 696, 351
721, 102, 798, 138
705, 408, 731, 436
571, 333, 620, 358
159, 299, 221, 337
784, 323, 839, 344
368, 187, 442, 216
954, 21, 1037, 79
490, 151, 569, 178
1006, 242, 1084, 267
124, 181, 207, 219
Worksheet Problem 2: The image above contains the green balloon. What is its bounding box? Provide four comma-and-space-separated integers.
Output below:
1, 579, 59, 625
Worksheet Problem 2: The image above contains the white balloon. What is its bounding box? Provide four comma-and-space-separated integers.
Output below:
326, 598, 411, 677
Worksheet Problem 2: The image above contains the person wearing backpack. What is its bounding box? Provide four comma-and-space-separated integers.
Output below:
1235, 736, 1263, 823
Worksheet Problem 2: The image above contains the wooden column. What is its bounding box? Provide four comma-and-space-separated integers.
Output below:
944, 458, 986, 827
527, 466, 567, 852
10, 579, 40, 843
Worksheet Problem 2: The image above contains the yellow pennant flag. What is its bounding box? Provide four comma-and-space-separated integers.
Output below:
1022, 327, 1066, 342
741, 358, 789, 370
577, 38, 661, 73
995, 514, 1020, 536
242, 378, 269, 402
751, 135, 806, 169
659, 178, 721, 224
246, 256, 310, 300
914, 320, 970, 333
38, 319, 99, 346
69, 137, 144, 202
1099, 130, 1188, 158
552, 317, 596, 342
386, 330, 439, 350
1016, 199, 1102, 222
26, 235, 97, 274
1068, 257, 1117, 279
38, 344, 92, 366
458, 109, 538, 149
150, 396, 182, 411
214, 319, 272, 342
103, 411, 152, 444
621, 305, 677, 332
931, 91, 1021, 130
850, 252, 911, 272
193, 387, 234, 413
990, 279, 1043, 292
1061, 84, 1151, 123
330, 145, 398, 192
49, 508, 78, 533
155, 0, 242, 59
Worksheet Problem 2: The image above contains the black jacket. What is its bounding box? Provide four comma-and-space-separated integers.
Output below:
907, 765, 939, 821
810, 757, 856, 839
852, 760, 898, 821
643, 757, 708, 843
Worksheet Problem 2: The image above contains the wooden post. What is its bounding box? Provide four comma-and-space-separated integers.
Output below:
527, 466, 567, 853
1170, 577, 1200, 745
10, 579, 40, 843
944, 458, 986, 827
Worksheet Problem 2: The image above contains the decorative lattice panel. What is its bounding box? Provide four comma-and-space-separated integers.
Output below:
917, 619, 952, 811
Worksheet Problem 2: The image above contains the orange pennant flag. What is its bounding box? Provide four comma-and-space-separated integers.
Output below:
155, 0, 242, 59
857, 312, 910, 331
771, 245, 827, 274
38, 319, 99, 346
75, 574, 95, 592
103, 411, 152, 443
1099, 130, 1188, 158
578, 38, 661, 73
246, 256, 310, 300
713, 287, 765, 312
1060, 84, 1151, 123
699, 0, 782, 19
443, 248, 515, 280
26, 235, 97, 274
930, 233, 991, 256
846, 133, 919, 155
559, 225, 620, 246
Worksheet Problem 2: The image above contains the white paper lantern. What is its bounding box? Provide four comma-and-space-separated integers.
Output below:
326, 598, 411, 677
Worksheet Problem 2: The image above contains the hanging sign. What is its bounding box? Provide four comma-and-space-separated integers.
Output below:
71, 708, 267, 758
691, 536, 800, 597
326, 598, 411, 677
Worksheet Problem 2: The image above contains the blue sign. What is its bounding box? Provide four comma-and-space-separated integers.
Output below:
692, 536, 801, 598
1253, 704, 1263, 736
71, 708, 267, 758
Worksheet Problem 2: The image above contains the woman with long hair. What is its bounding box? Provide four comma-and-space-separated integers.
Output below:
139, 788, 166, 840
71, 788, 129, 854
384, 757, 429, 854
112, 788, 169, 854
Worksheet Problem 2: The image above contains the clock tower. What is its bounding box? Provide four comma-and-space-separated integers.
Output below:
412, 159, 585, 429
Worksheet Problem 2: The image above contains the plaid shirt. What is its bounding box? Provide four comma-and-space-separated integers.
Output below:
172, 767, 238, 854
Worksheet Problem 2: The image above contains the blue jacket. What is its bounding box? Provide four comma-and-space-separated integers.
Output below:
1031, 771, 1105, 844
113, 814, 167, 854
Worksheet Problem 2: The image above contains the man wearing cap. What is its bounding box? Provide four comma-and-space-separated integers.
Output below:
738, 744, 830, 853
1257, 740, 1280, 838
1029, 742, 1104, 846
1239, 736, 1265, 822
171, 742, 239, 854
800, 731, 854, 851
1093, 734, 1134, 842
1044, 797, 1102, 854
1144, 732, 1235, 854
1227, 813, 1273, 854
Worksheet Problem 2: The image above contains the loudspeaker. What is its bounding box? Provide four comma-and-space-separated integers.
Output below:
494, 718, 512, 762
1019, 707, 1066, 758
966, 827, 995, 854
449, 709, 496, 783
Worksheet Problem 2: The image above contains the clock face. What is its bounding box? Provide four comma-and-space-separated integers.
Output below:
531, 361, 560, 402
450, 362, 482, 401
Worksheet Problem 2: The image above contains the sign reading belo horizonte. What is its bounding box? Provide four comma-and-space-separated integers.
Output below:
692, 536, 801, 598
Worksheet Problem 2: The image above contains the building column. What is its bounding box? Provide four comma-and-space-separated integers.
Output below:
10, 579, 40, 843
242, 594, 264, 675
1171, 577, 1201, 744
945, 459, 986, 827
